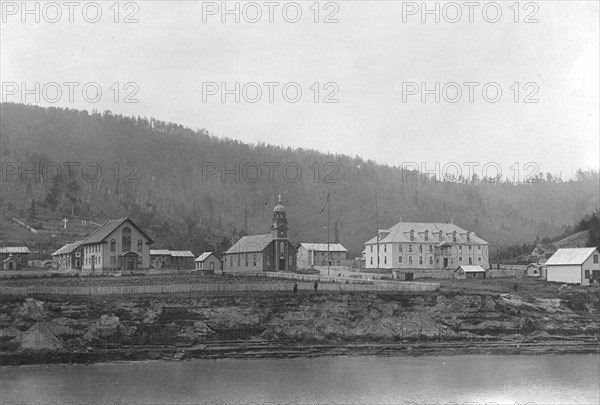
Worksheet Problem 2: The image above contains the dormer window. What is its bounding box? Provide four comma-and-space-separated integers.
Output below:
410, 230, 415, 241
424, 231, 429, 241
439, 232, 443, 241
452, 231, 457, 242
466, 231, 471, 242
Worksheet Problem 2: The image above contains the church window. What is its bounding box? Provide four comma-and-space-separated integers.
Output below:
122, 227, 132, 252
266, 254, 271, 267
110, 239, 116, 252
137, 239, 143, 253
245, 254, 248, 266
288, 254, 293, 267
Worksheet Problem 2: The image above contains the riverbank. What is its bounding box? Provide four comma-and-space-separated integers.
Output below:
1, 281, 599, 366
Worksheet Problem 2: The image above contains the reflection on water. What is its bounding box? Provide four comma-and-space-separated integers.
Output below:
1, 354, 599, 404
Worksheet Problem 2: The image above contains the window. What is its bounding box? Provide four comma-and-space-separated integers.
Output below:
370, 246, 373, 253
459, 256, 463, 262
419, 256, 423, 264
410, 230, 414, 241
453, 232, 457, 242
478, 257, 482, 262
429, 256, 433, 265
75, 252, 81, 257
469, 257, 473, 265
585, 270, 590, 279
245, 254, 249, 267
253, 254, 257, 266
110, 256, 115, 264
429, 245, 433, 253
384, 244, 387, 253
469, 245, 472, 251
137, 257, 142, 264
409, 256, 413, 265
237, 255, 241, 266
288, 254, 293, 267
478, 245, 481, 251
409, 245, 413, 253
419, 244, 423, 253
399, 256, 403, 263
594, 255, 599, 264
370, 257, 373, 265
137, 239, 143, 253
266, 254, 271, 267
424, 231, 429, 241
384, 256, 387, 264
230, 256, 233, 267
110, 239, 116, 252
399, 245, 402, 252
439, 233, 443, 241
122, 227, 131, 252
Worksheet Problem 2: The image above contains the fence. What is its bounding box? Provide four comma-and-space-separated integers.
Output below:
0, 278, 439, 297
246, 271, 439, 292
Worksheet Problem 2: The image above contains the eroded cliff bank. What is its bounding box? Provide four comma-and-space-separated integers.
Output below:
1, 290, 599, 365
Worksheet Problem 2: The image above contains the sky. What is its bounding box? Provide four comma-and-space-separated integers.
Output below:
1, 0, 599, 179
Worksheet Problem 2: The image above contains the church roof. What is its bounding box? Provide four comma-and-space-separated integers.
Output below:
364, 221, 488, 245
81, 217, 154, 245
225, 234, 273, 254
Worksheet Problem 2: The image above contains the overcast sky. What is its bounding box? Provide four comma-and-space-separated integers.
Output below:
2, 0, 598, 178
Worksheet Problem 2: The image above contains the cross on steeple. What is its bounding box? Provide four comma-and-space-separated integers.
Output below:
62, 218, 68, 229
277, 194, 282, 203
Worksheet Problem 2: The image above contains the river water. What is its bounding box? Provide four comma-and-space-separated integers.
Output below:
1, 354, 599, 404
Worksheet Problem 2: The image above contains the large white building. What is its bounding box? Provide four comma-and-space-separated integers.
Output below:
363, 221, 490, 270
545, 248, 599, 285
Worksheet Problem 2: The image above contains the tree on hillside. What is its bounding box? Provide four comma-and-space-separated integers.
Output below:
28, 198, 36, 219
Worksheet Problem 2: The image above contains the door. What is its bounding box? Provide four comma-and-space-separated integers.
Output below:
279, 256, 285, 271
210, 262, 214, 270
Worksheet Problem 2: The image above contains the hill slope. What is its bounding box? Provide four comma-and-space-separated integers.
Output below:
1, 103, 598, 256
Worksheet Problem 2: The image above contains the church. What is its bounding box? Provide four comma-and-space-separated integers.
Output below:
222, 195, 297, 273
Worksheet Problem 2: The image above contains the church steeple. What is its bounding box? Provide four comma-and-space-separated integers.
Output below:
271, 194, 289, 239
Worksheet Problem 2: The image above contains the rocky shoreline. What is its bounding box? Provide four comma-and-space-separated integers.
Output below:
1, 289, 599, 366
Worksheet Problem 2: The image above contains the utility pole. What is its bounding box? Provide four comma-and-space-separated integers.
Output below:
375, 190, 379, 269
327, 190, 331, 276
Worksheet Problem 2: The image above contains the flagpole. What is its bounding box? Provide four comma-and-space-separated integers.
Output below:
375, 190, 379, 269
327, 189, 331, 277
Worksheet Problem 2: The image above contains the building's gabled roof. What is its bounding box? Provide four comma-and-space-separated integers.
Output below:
225, 234, 273, 254
0, 246, 30, 254
455, 265, 486, 273
545, 248, 598, 266
170, 250, 195, 257
52, 241, 83, 256
300, 243, 347, 252
195, 252, 218, 262
81, 217, 154, 245
150, 249, 171, 256
364, 221, 488, 245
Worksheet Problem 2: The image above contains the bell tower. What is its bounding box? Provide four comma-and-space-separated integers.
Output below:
271, 195, 289, 271
271, 194, 289, 240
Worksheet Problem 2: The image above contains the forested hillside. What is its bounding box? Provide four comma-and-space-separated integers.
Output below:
1, 103, 598, 257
